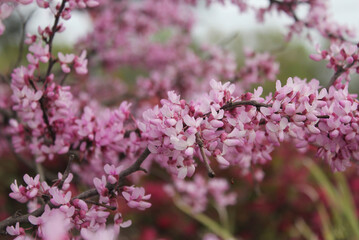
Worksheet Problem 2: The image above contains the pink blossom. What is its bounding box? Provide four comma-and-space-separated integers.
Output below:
41, 210, 71, 240
58, 52, 75, 73
9, 174, 41, 203
104, 164, 123, 184
49, 188, 71, 206
122, 186, 151, 210
93, 176, 109, 203
36, 0, 49, 8
74, 50, 88, 75
81, 226, 119, 240
6, 222, 25, 237
208, 178, 236, 207
28, 42, 50, 63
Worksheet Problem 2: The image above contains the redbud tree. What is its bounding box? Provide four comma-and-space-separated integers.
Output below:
0, 0, 358, 239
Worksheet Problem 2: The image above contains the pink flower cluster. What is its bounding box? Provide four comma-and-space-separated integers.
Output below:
255, 0, 356, 41
73, 102, 142, 184
311, 42, 359, 86
165, 175, 236, 213
141, 78, 359, 176
93, 164, 151, 209
8, 172, 132, 239
81, 0, 240, 100
236, 48, 279, 91
140, 79, 272, 177
10, 174, 47, 203
122, 186, 152, 211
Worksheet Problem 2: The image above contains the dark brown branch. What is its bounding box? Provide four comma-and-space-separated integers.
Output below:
0, 205, 46, 234
57, 153, 77, 189
84, 200, 117, 211
202, 100, 271, 117
204, 100, 330, 120
118, 148, 151, 179
326, 61, 356, 89
44, 0, 67, 80
28, 79, 56, 143
39, 97, 56, 143
196, 133, 215, 178
221, 100, 271, 111
74, 148, 151, 200
60, 73, 69, 86
74, 188, 98, 201
0, 148, 151, 233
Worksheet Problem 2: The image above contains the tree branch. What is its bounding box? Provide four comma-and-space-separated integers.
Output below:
204, 100, 330, 120
326, 61, 356, 89
196, 133, 215, 178
44, 0, 67, 81
221, 100, 271, 111
28, 79, 56, 143
0, 205, 46, 234
57, 153, 77, 189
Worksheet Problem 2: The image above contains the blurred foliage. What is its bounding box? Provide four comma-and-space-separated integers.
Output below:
302, 160, 359, 240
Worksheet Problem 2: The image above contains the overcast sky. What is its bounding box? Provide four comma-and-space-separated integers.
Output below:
23, 0, 359, 45
192, 0, 359, 43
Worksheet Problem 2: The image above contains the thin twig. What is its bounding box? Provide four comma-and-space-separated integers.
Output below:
326, 61, 356, 89
57, 153, 77, 189
39, 97, 56, 143
203, 100, 330, 120
44, 0, 67, 82
84, 200, 117, 211
60, 73, 69, 86
221, 100, 271, 111
0, 205, 46, 234
28, 79, 56, 143
196, 133, 215, 178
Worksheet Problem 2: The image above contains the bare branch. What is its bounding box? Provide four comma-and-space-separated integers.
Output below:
221, 100, 271, 111
84, 200, 117, 211
0, 205, 46, 234
196, 133, 215, 178
57, 153, 77, 189
203, 100, 330, 120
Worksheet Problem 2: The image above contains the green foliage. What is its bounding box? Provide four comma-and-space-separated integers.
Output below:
303, 160, 359, 240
